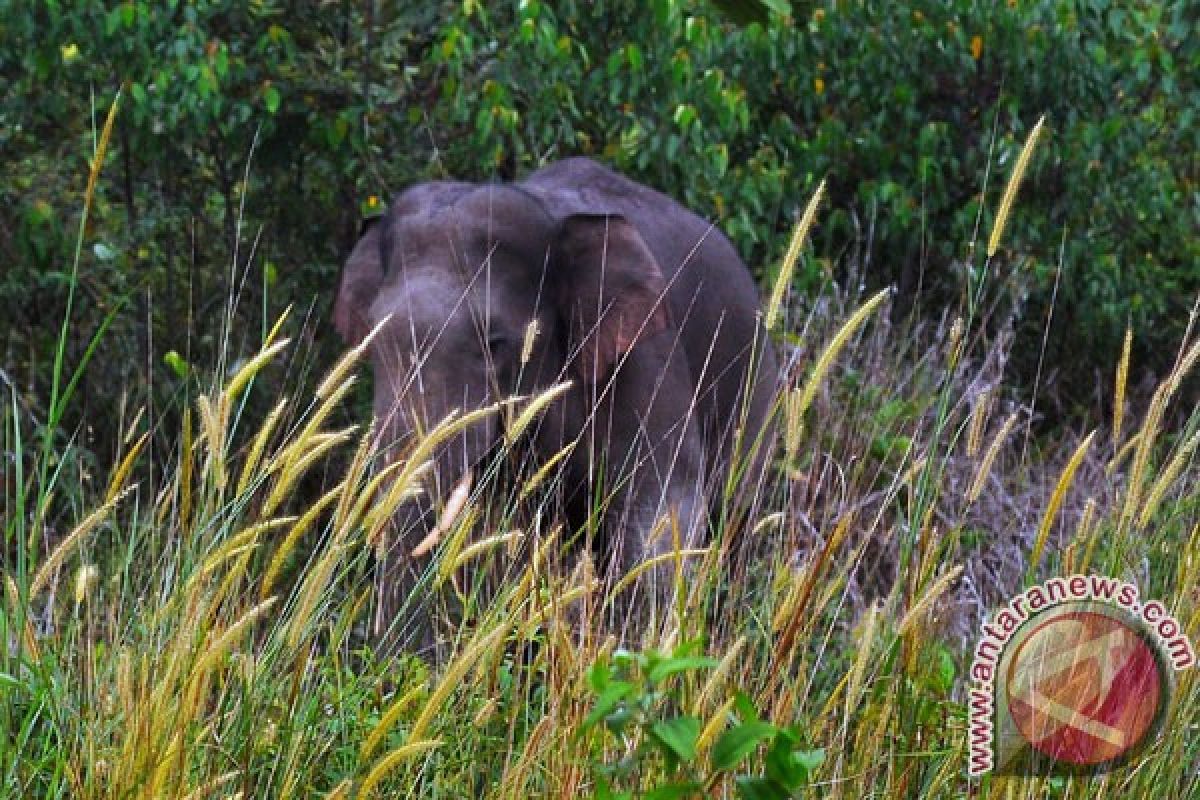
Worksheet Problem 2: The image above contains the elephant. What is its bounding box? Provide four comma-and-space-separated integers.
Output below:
333, 157, 778, 654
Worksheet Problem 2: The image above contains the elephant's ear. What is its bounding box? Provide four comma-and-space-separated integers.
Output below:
554, 214, 671, 383
333, 218, 385, 346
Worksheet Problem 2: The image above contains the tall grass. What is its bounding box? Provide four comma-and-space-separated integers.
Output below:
2, 116, 1198, 798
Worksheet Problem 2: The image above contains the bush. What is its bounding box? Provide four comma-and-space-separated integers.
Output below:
1, 0, 1194, 464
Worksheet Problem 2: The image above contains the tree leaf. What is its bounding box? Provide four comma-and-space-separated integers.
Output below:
649, 715, 700, 764
712, 720, 776, 771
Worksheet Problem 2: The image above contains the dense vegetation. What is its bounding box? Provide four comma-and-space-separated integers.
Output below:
2, 1, 1197, 798
3, 0, 1196, 465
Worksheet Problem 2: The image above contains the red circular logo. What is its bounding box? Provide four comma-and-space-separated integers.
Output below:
1005, 609, 1164, 766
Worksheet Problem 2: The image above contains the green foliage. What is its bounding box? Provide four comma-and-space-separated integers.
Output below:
579, 642, 824, 798
1, 0, 1195, 492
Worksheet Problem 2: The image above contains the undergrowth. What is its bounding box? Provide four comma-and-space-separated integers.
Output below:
2, 104, 1198, 799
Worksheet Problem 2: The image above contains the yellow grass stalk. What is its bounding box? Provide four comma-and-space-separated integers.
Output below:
346, 459, 405, 532
696, 696, 737, 756
363, 403, 503, 545
505, 381, 573, 443
225, 338, 291, 402
519, 444, 575, 502
1137, 427, 1200, 529
261, 484, 343, 599
966, 411, 1019, 504
30, 491, 125, 597
946, 315, 965, 370
180, 770, 238, 800
434, 506, 480, 587
523, 580, 598, 633
286, 541, 352, 650
409, 625, 511, 740
520, 318, 541, 365
185, 516, 294, 592
199, 393, 233, 493
449, 530, 525, 573
696, 636, 746, 713
278, 375, 359, 471
72, 564, 98, 607
1108, 430, 1142, 475
784, 288, 890, 459
500, 715, 554, 800
3, 575, 39, 659
765, 179, 826, 331
190, 596, 277, 682
1070, 497, 1099, 573
105, 431, 148, 504
897, 565, 962, 635
988, 115, 1046, 257
1113, 326, 1133, 444
236, 398, 288, 496
358, 740, 443, 797
605, 548, 709, 602
316, 315, 386, 400
965, 388, 993, 458
327, 423, 378, 540
84, 89, 121, 213
766, 513, 855, 698
512, 525, 563, 609
262, 426, 357, 517
180, 407, 194, 529
1123, 337, 1200, 530
360, 682, 429, 762
843, 602, 881, 719
1029, 431, 1096, 573
412, 470, 474, 558
323, 779, 352, 800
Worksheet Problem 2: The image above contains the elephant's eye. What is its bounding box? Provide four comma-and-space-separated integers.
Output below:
486, 333, 510, 359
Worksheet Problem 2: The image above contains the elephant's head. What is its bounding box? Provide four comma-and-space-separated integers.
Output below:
333, 182, 673, 532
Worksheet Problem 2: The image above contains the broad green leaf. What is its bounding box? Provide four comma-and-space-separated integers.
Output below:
712, 720, 776, 771
649, 715, 700, 764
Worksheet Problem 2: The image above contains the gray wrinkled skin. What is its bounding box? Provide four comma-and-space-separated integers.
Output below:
333, 158, 778, 656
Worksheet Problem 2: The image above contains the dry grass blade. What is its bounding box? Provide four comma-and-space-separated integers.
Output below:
31, 490, 127, 597
784, 288, 889, 459
105, 431, 148, 504
358, 740, 443, 798
965, 388, 993, 458
1137, 427, 1200, 529
317, 313, 389, 400
897, 565, 962, 635
84, 89, 121, 211
505, 381, 573, 442
966, 411, 1019, 504
409, 625, 510, 740
1113, 325, 1133, 444
843, 603, 881, 719
766, 179, 825, 330
606, 548, 709, 601
449, 530, 525, 572
191, 597, 277, 680
360, 682, 429, 762
225, 338, 291, 402
261, 484, 343, 599
236, 398, 288, 497
696, 636, 745, 712
988, 114, 1046, 257
262, 426, 357, 517
1029, 431, 1095, 574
